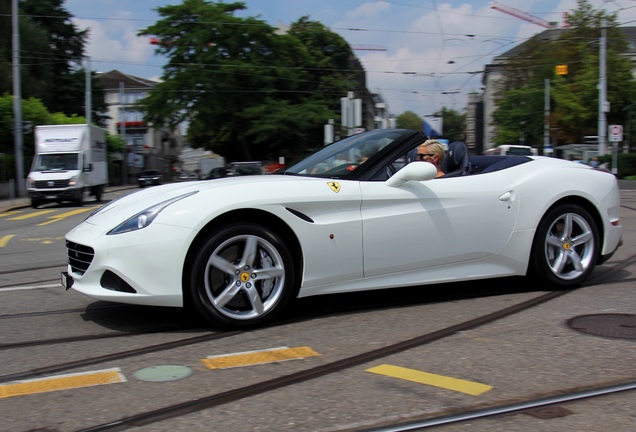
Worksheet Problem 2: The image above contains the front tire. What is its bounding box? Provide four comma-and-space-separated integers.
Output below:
529, 203, 599, 288
76, 188, 84, 207
189, 223, 295, 329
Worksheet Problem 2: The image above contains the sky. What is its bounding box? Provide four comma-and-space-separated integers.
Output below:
64, 0, 636, 118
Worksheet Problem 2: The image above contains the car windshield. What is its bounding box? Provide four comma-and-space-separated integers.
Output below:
32, 153, 79, 171
280, 129, 411, 177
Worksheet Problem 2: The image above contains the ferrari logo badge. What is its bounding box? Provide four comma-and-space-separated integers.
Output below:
328, 182, 341, 193
240, 272, 250, 282
563, 242, 571, 251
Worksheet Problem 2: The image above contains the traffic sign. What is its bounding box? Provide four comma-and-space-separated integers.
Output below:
609, 124, 623, 142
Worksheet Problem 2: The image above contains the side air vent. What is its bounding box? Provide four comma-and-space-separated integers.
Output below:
285, 207, 314, 223
101, 270, 137, 293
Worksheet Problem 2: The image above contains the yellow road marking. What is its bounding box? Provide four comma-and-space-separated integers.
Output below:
0, 235, 15, 248
202, 346, 319, 369
38, 206, 97, 226
0, 211, 24, 218
366, 365, 492, 396
7, 210, 56, 220
21, 236, 65, 245
0, 368, 126, 398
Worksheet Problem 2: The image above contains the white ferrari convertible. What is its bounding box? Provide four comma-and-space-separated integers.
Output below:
62, 129, 623, 328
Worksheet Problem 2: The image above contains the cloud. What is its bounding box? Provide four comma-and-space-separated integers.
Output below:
73, 13, 155, 73
345, 1, 391, 19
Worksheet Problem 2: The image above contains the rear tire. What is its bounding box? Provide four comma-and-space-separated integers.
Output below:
529, 203, 599, 288
189, 222, 295, 329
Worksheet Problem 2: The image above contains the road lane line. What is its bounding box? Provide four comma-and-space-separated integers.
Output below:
0, 234, 15, 248
202, 346, 319, 369
0, 368, 126, 398
38, 206, 98, 226
7, 210, 56, 220
366, 364, 492, 396
0, 211, 24, 218
0, 283, 61, 292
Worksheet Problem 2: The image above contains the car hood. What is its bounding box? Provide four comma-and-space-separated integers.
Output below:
84, 175, 331, 229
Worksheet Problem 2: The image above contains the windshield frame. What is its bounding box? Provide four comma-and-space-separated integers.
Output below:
31, 152, 80, 172
278, 129, 424, 180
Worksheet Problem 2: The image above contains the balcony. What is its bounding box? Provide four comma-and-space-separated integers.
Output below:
116, 121, 148, 131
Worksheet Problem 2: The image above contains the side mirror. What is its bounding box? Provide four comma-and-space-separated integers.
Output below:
386, 162, 437, 187
83, 163, 93, 172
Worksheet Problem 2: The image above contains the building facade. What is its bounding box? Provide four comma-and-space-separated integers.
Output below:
96, 70, 182, 182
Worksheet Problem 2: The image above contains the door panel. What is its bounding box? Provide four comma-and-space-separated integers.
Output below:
360, 173, 519, 277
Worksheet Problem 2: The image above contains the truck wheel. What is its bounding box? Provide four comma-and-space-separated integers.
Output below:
31, 199, 40, 209
76, 189, 84, 207
95, 186, 102, 203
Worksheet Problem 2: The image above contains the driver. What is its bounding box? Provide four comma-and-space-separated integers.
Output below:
416, 140, 446, 178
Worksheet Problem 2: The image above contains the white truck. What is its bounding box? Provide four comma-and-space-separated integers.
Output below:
27, 124, 108, 208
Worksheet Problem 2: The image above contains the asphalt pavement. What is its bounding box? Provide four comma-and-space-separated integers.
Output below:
0, 185, 138, 213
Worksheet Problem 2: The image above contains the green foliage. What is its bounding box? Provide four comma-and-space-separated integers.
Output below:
106, 134, 125, 154
432, 107, 465, 142
600, 152, 636, 178
492, 0, 635, 149
396, 111, 422, 130
138, 1, 357, 161
0, 0, 107, 125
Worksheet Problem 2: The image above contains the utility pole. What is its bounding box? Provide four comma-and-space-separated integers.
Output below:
598, 18, 608, 156
85, 57, 92, 125
544, 79, 551, 155
120, 82, 127, 185
12, 0, 25, 197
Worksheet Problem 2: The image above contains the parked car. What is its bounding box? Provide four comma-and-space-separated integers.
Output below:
62, 129, 622, 329
227, 162, 266, 176
136, 170, 162, 188
203, 162, 266, 179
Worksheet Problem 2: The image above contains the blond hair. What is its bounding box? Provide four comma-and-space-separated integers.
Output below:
420, 140, 445, 164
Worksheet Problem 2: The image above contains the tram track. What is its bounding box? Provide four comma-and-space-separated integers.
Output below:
2, 253, 634, 431
364, 379, 636, 431
72, 290, 570, 432
67, 254, 636, 432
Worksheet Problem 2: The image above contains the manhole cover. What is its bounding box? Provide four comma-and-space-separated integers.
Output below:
133, 365, 193, 382
567, 314, 636, 340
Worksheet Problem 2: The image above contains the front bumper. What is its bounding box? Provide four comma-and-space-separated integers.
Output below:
64, 221, 195, 307
29, 188, 79, 201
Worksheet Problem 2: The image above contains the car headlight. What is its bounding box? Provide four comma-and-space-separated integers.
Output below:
69, 175, 77, 187
107, 191, 197, 235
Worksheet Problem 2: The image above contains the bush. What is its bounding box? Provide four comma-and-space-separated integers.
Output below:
598, 153, 636, 178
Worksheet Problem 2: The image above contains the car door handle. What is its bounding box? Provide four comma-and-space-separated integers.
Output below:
499, 191, 512, 202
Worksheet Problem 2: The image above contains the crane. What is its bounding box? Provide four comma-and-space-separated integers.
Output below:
490, 1, 557, 29
351, 45, 387, 52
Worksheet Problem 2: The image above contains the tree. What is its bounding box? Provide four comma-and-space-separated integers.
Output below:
433, 107, 465, 142
396, 111, 422, 130
492, 0, 635, 148
0, 0, 107, 124
138, 1, 358, 161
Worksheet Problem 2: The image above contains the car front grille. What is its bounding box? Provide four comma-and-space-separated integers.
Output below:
34, 179, 70, 189
66, 240, 94, 275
